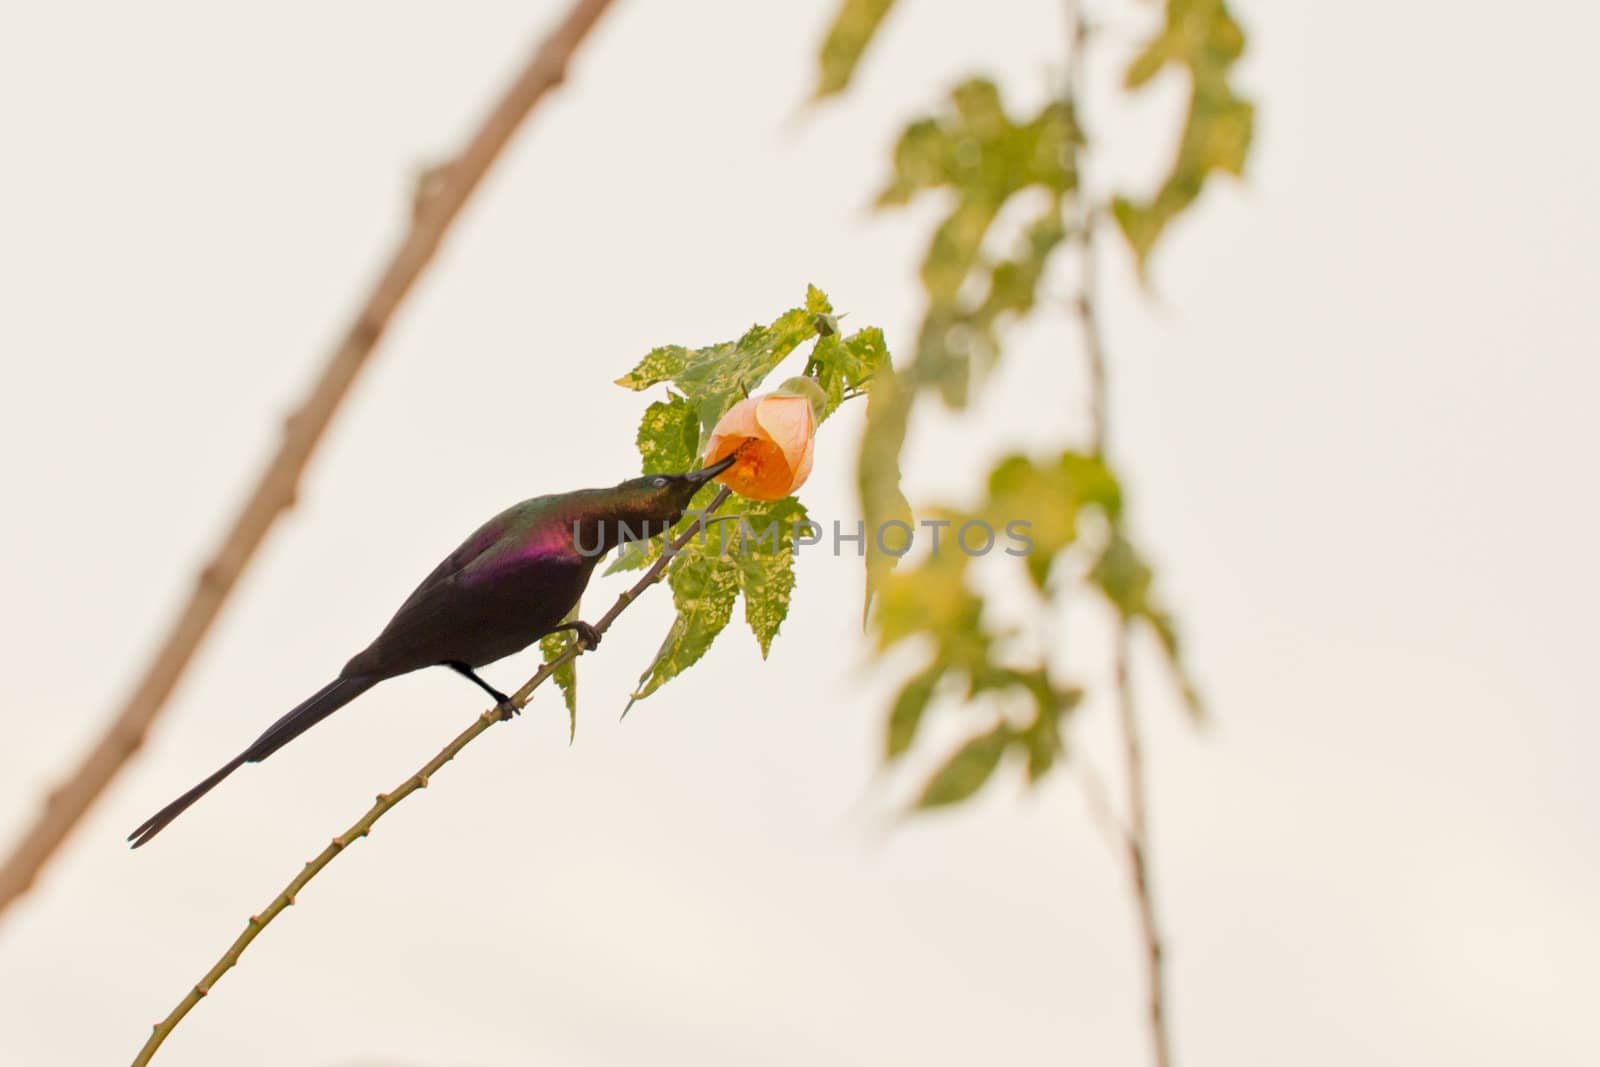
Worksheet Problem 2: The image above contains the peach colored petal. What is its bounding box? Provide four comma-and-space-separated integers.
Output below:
704, 397, 766, 470
701, 388, 818, 500
707, 396, 762, 446
753, 395, 813, 473
788, 432, 814, 491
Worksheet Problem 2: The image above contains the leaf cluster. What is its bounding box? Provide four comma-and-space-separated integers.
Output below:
1113, 0, 1256, 271
612, 287, 891, 712
859, 78, 1079, 617
811, 0, 1245, 807
878, 451, 1196, 807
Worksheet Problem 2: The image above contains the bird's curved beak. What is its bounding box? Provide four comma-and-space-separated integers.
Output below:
685, 451, 739, 485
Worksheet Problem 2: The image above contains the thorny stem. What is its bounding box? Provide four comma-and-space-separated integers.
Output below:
130, 488, 731, 1065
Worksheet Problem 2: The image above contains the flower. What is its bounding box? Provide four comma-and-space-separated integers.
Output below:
702, 378, 823, 500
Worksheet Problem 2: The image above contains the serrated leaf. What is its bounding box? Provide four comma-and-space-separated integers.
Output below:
811, 326, 888, 421
733, 497, 808, 657
616, 290, 831, 452
814, 0, 898, 100
628, 542, 740, 703
615, 345, 692, 392
603, 535, 658, 576
636, 394, 700, 475
916, 723, 1015, 808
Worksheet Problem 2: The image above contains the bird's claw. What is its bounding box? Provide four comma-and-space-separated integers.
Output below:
495, 699, 521, 722
572, 621, 602, 651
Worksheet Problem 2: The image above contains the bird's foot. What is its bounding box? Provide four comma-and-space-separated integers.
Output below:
495, 698, 521, 722
571, 621, 602, 651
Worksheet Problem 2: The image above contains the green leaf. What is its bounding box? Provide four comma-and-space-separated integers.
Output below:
976, 209, 1069, 327
1147, 609, 1206, 720
616, 290, 831, 451
732, 497, 808, 657
814, 0, 898, 100
877, 81, 1079, 406
922, 198, 1002, 304
810, 326, 888, 421
628, 540, 740, 704
979, 450, 1121, 590
1089, 534, 1154, 617
618, 288, 897, 709
1091, 535, 1205, 721
635, 393, 700, 475
603, 535, 658, 576
1114, 0, 1255, 272
886, 664, 940, 760
916, 722, 1015, 808
858, 366, 914, 620
1022, 708, 1059, 783
539, 608, 581, 742
614, 345, 692, 392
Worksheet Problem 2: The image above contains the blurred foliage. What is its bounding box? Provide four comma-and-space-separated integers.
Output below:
1113, 0, 1255, 271
878, 77, 1079, 404
813, 0, 1247, 806
813, 0, 899, 100
616, 288, 889, 712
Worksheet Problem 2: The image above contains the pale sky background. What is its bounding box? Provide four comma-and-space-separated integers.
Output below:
1, 1, 1597, 1065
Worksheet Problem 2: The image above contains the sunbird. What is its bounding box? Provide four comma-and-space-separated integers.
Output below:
128, 454, 738, 848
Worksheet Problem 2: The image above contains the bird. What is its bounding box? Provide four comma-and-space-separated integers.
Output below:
127, 453, 739, 848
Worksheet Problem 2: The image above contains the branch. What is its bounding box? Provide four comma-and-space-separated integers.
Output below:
1066, 2, 1109, 455
130, 487, 732, 1066
1064, 7, 1171, 1065
1112, 624, 1171, 1067
0, 0, 622, 920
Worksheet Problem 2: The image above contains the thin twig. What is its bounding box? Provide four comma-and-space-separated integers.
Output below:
1065, 6, 1172, 1066
1112, 624, 1171, 1067
1065, 3, 1109, 455
130, 487, 731, 1066
1073, 755, 1131, 857
0, 0, 622, 921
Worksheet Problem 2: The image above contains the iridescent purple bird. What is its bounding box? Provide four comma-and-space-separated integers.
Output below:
128, 456, 736, 848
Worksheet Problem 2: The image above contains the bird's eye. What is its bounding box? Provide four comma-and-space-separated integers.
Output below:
652, 477, 669, 488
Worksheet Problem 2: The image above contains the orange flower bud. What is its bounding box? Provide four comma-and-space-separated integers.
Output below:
703, 380, 822, 501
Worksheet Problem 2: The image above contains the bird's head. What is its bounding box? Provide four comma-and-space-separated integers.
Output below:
599, 451, 740, 542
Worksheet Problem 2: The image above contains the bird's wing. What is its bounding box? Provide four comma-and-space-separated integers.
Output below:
403, 507, 525, 601
341, 503, 534, 676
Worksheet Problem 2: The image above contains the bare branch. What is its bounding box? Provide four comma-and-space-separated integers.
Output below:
1112, 625, 1171, 1067
1065, 6, 1173, 1065
131, 487, 731, 1066
0, 0, 621, 920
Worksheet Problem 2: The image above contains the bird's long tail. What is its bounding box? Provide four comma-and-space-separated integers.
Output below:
127, 674, 378, 848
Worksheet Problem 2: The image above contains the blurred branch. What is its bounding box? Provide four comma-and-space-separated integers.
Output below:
1067, 7, 1172, 1067
0, 0, 621, 920
131, 488, 731, 1066
1112, 624, 1171, 1067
